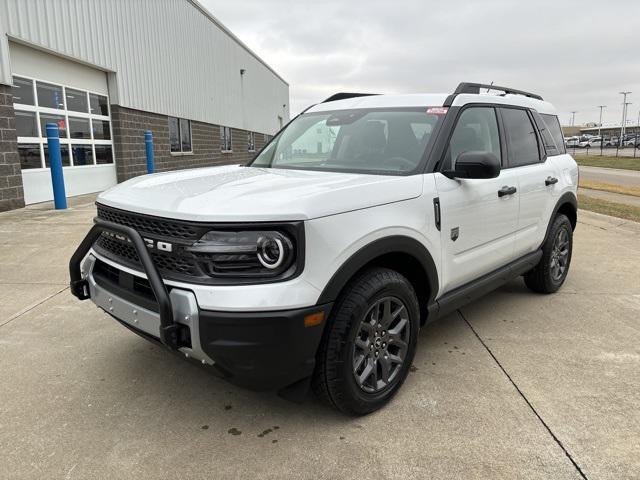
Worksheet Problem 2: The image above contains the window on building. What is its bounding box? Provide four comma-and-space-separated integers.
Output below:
248, 132, 255, 151
95, 146, 114, 164
180, 118, 191, 152
11, 77, 35, 105
69, 145, 93, 166
69, 117, 91, 139
40, 114, 67, 138
36, 81, 64, 109
11, 75, 113, 168
92, 119, 111, 140
89, 93, 109, 116
65, 88, 88, 113
221, 126, 232, 152
18, 144, 41, 170
501, 108, 541, 167
44, 144, 71, 167
169, 117, 192, 153
15, 111, 38, 138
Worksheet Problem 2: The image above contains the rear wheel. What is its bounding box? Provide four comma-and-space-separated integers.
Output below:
524, 214, 573, 293
312, 268, 420, 415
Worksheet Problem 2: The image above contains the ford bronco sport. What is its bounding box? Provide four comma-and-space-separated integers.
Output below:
70, 82, 578, 415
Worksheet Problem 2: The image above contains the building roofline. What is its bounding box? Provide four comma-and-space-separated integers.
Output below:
187, 0, 289, 86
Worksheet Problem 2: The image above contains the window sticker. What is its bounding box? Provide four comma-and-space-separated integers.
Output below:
426, 107, 448, 115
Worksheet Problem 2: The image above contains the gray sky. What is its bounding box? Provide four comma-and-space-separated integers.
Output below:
202, 0, 640, 127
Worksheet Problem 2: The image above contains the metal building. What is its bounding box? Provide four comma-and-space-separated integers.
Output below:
0, 0, 290, 211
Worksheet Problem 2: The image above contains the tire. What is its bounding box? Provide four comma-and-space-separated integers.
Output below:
312, 267, 420, 415
524, 213, 573, 294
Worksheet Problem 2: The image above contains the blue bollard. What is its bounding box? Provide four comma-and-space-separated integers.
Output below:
145, 130, 155, 173
46, 123, 67, 210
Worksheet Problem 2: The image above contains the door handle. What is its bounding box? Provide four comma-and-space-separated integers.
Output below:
545, 176, 558, 186
498, 186, 517, 197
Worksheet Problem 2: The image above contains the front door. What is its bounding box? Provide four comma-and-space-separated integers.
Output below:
435, 106, 519, 294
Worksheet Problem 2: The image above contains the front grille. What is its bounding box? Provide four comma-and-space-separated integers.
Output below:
94, 204, 209, 283
93, 203, 303, 285
97, 204, 205, 240
95, 235, 201, 277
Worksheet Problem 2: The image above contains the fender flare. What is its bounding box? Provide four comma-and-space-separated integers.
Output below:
542, 191, 578, 246
316, 235, 439, 306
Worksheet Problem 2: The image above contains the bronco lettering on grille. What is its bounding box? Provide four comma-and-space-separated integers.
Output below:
103, 231, 173, 253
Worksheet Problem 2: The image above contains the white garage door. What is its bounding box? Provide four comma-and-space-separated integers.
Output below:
10, 43, 117, 205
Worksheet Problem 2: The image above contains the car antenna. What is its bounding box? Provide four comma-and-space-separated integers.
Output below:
486, 81, 494, 93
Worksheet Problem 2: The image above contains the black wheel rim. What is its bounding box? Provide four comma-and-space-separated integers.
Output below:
550, 227, 570, 281
352, 296, 410, 393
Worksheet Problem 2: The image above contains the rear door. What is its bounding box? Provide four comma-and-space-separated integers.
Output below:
435, 106, 519, 293
499, 108, 561, 257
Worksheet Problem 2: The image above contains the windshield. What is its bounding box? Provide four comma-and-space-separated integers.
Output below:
249, 107, 444, 175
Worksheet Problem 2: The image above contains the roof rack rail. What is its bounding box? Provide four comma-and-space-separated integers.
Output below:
444, 82, 543, 106
322, 92, 379, 103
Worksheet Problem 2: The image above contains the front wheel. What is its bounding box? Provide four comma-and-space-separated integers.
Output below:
524, 213, 573, 293
312, 268, 420, 415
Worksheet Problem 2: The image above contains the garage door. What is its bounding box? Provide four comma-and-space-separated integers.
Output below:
10, 43, 117, 204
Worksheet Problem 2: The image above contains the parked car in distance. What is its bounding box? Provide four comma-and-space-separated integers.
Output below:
69, 82, 578, 415
565, 137, 580, 148
579, 137, 601, 148
623, 136, 640, 147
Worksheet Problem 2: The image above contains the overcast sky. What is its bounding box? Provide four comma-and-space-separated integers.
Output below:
202, 0, 640, 127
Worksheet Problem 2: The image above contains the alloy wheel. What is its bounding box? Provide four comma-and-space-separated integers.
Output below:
550, 227, 570, 281
352, 296, 411, 393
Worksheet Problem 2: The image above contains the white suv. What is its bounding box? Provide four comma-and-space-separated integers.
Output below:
70, 83, 578, 415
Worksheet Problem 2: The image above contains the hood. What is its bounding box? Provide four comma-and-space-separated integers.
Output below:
97, 165, 423, 222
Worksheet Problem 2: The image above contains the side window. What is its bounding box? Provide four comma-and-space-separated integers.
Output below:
531, 110, 558, 157
540, 114, 566, 155
501, 108, 541, 167
448, 107, 501, 167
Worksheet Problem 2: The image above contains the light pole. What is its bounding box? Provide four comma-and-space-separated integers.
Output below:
570, 111, 577, 126
620, 91, 631, 145
597, 105, 606, 137
623, 102, 632, 139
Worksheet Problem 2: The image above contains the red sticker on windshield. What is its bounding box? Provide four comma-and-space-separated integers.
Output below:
427, 107, 448, 115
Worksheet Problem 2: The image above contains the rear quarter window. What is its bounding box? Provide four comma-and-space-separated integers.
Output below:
540, 114, 566, 155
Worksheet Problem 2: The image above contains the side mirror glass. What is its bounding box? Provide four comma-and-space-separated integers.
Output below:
444, 151, 500, 179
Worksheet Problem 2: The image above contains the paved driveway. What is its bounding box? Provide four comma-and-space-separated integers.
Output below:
1, 199, 639, 479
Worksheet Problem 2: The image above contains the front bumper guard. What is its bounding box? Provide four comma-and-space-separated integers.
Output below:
69, 219, 180, 350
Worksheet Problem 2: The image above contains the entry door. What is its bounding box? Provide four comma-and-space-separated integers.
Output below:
435, 106, 519, 294
500, 108, 560, 258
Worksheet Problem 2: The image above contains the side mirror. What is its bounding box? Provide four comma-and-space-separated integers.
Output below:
443, 151, 500, 179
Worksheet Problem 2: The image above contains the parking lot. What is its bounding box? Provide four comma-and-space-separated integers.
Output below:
1, 197, 639, 479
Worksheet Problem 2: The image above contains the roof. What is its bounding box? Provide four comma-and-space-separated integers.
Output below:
187, 0, 288, 85
307, 92, 557, 115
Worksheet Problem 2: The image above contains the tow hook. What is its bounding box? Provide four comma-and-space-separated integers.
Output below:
70, 279, 91, 300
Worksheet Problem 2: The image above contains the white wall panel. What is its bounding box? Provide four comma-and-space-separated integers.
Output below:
0, 0, 289, 134
21, 164, 117, 204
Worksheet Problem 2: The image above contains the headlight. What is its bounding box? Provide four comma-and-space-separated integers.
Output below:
186, 229, 297, 278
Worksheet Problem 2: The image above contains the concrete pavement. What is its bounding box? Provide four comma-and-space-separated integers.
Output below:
0, 201, 639, 479
579, 165, 640, 187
